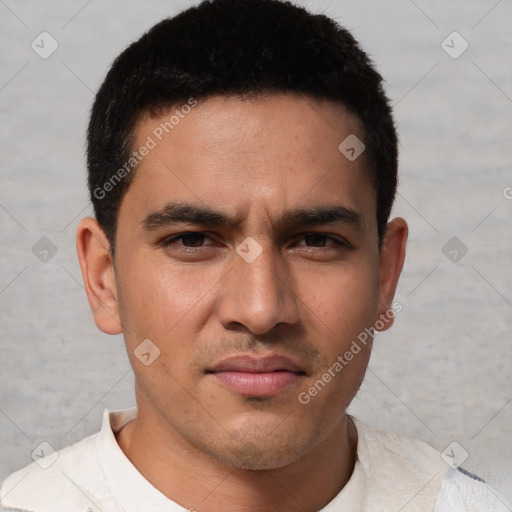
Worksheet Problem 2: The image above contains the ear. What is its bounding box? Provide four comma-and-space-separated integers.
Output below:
76, 217, 122, 335
375, 217, 408, 331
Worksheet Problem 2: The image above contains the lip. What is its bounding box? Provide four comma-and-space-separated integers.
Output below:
206, 354, 306, 397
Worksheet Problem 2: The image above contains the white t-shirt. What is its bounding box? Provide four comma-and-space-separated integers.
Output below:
0, 408, 509, 512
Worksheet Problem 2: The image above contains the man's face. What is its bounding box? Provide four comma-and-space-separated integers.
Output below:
95, 94, 400, 470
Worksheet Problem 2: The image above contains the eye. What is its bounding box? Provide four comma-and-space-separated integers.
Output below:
161, 231, 215, 248
296, 232, 352, 249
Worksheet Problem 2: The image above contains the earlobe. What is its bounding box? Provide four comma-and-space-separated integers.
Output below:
375, 217, 408, 332
76, 217, 123, 335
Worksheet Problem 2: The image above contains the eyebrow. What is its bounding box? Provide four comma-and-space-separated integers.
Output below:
141, 201, 365, 232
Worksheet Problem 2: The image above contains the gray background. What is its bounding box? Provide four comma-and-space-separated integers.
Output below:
1, 0, 511, 500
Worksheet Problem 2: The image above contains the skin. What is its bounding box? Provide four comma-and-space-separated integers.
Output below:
76, 93, 407, 512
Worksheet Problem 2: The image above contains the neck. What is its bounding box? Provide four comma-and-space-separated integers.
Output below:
116, 406, 357, 512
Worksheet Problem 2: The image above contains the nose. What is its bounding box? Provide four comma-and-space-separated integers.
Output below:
217, 241, 300, 335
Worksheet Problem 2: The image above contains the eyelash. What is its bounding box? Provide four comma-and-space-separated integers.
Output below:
160, 231, 352, 252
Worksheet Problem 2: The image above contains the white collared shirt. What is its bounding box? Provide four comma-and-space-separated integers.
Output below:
1, 408, 509, 511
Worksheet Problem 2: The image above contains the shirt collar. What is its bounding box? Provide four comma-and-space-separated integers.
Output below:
97, 407, 187, 512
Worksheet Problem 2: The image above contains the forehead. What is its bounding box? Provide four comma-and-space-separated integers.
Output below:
123, 93, 375, 230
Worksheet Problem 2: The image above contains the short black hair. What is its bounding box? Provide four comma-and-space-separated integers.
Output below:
87, 0, 398, 251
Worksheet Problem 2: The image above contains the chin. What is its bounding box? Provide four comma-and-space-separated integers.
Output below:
208, 420, 316, 471
216, 441, 305, 471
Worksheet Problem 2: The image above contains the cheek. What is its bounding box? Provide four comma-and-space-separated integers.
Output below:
296, 258, 379, 344
296, 263, 377, 412
116, 252, 219, 348
116, 256, 220, 397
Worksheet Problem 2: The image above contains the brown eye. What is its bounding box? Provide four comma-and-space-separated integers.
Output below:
304, 233, 329, 247
162, 232, 214, 248
296, 233, 351, 249
178, 233, 208, 247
